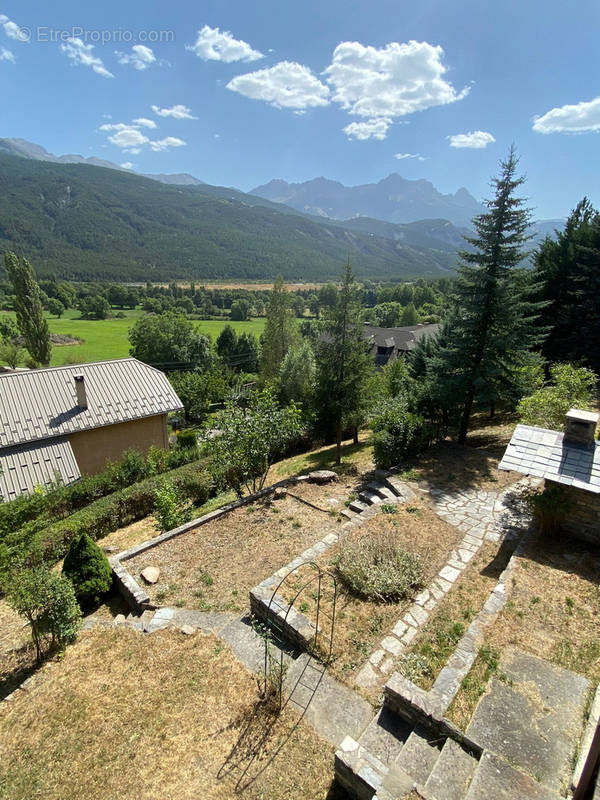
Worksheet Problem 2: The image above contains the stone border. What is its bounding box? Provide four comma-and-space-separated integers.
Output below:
572, 684, 600, 792
109, 477, 307, 612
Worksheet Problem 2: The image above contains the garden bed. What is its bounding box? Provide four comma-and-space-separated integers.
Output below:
278, 497, 466, 684
124, 481, 349, 613
0, 627, 338, 800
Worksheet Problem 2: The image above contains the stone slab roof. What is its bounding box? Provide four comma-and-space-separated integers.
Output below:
0, 437, 80, 501
499, 423, 600, 493
0, 358, 183, 449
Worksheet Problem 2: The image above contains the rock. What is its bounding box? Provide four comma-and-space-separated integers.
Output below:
273, 487, 287, 499
140, 566, 160, 584
308, 470, 339, 484
102, 545, 118, 554
180, 624, 196, 635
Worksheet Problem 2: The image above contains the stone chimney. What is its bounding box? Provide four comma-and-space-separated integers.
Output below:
564, 409, 598, 447
74, 375, 87, 409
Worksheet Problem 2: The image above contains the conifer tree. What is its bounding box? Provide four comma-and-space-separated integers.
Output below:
315, 260, 373, 463
432, 147, 542, 444
259, 275, 300, 379
4, 251, 52, 367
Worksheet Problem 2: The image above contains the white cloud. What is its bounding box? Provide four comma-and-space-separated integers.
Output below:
60, 37, 113, 78
395, 152, 427, 161
99, 119, 186, 153
133, 117, 157, 129
226, 60, 330, 111
448, 130, 495, 148
0, 47, 15, 63
116, 44, 156, 71
324, 40, 468, 134
533, 96, 600, 134
120, 162, 134, 169
151, 103, 197, 120
186, 25, 263, 63
0, 14, 27, 42
150, 136, 186, 152
343, 118, 391, 140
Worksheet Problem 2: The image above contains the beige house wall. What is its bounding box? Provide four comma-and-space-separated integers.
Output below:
69, 414, 169, 475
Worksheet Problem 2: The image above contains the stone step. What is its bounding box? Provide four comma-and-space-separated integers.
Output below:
464, 751, 563, 800
349, 499, 369, 514
384, 476, 416, 500
424, 738, 478, 800
359, 490, 383, 506
366, 482, 389, 499
340, 508, 357, 521
394, 725, 444, 785
357, 706, 412, 768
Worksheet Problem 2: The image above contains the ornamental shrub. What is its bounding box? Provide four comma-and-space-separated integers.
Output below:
62, 532, 113, 608
371, 397, 435, 469
335, 530, 422, 602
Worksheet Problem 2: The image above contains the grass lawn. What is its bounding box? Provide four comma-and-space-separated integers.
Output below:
0, 310, 265, 367
0, 627, 339, 800
279, 497, 465, 686
124, 481, 350, 613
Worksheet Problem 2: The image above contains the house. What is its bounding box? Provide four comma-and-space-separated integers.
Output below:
0, 358, 183, 501
499, 408, 600, 544
362, 323, 440, 367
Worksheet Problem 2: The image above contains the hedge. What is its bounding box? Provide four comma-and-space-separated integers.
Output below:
0, 460, 218, 578
0, 445, 199, 540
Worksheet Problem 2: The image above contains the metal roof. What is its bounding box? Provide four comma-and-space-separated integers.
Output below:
0, 358, 183, 448
498, 423, 600, 493
362, 323, 440, 352
0, 437, 81, 501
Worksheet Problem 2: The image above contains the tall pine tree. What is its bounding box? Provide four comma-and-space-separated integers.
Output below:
432, 147, 542, 444
315, 260, 373, 463
259, 275, 300, 379
4, 252, 51, 367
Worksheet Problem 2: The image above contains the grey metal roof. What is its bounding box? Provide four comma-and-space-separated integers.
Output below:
0, 437, 81, 501
498, 423, 600, 493
362, 323, 440, 352
0, 358, 183, 448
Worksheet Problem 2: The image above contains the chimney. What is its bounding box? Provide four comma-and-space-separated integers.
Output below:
564, 408, 598, 447
74, 375, 87, 409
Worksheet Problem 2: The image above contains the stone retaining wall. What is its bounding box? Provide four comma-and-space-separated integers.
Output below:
556, 482, 600, 545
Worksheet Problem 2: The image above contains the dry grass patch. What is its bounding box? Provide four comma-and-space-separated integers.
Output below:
0, 627, 338, 800
270, 431, 374, 482
484, 532, 600, 682
125, 482, 348, 613
396, 440, 517, 493
397, 540, 514, 691
0, 600, 38, 700
279, 498, 465, 684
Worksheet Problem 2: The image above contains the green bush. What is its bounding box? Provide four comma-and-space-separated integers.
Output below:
176, 428, 199, 452
62, 532, 113, 608
371, 397, 435, 469
4, 566, 81, 660
334, 530, 423, 602
154, 481, 189, 532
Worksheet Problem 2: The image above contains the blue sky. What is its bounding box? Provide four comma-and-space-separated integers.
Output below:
1, 0, 599, 219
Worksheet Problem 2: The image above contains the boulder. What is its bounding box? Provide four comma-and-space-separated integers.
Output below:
308, 470, 339, 484
140, 566, 160, 584
180, 624, 196, 635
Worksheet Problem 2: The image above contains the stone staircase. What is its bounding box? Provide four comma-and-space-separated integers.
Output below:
336, 708, 564, 800
346, 473, 416, 516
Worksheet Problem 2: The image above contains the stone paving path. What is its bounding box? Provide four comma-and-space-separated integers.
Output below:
354, 477, 536, 691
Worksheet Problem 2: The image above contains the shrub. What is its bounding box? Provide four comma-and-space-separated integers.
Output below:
371, 397, 435, 469
517, 363, 597, 430
4, 566, 81, 660
154, 481, 188, 532
62, 532, 113, 608
523, 485, 574, 535
334, 531, 423, 602
176, 428, 199, 452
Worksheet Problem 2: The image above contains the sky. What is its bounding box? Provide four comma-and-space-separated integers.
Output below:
1, 0, 599, 220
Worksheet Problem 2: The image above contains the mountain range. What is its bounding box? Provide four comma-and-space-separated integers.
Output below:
0, 137, 564, 283
251, 174, 484, 228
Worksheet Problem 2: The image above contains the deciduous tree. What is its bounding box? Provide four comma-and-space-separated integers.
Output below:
4, 251, 52, 367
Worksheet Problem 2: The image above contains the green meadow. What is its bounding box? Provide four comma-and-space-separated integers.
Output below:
0, 309, 266, 367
